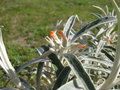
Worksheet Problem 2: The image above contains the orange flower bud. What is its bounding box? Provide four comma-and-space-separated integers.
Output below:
50, 31, 57, 40
77, 44, 87, 49
58, 30, 66, 40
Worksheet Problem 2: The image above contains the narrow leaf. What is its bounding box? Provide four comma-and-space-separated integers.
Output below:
16, 58, 48, 73
80, 56, 113, 67
91, 13, 103, 18
84, 65, 111, 73
71, 17, 116, 43
63, 15, 78, 38
19, 77, 35, 90
104, 46, 116, 52
37, 45, 64, 76
64, 54, 96, 90
93, 5, 107, 16
101, 49, 114, 62
52, 66, 71, 90
48, 53, 64, 76
36, 62, 44, 90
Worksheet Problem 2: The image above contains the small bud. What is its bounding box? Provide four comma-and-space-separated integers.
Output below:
50, 31, 57, 40
58, 30, 67, 40
77, 44, 87, 49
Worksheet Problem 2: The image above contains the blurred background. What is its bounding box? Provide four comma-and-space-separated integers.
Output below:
0, 0, 120, 65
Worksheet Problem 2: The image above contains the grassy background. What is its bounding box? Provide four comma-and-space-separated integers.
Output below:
0, 0, 120, 64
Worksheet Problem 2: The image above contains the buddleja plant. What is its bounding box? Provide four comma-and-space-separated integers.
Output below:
39, 0, 119, 89
0, 0, 119, 90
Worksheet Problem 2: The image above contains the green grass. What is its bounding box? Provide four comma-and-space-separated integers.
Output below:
0, 0, 120, 64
